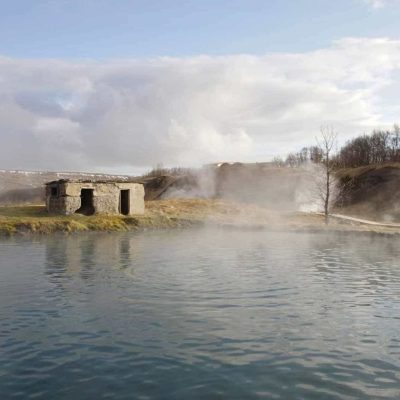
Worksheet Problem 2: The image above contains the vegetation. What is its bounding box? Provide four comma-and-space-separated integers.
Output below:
278, 125, 400, 170
1, 199, 400, 237
315, 127, 337, 224
269, 125, 400, 220
336, 126, 400, 168
142, 163, 194, 178
0, 200, 231, 235
0, 202, 204, 236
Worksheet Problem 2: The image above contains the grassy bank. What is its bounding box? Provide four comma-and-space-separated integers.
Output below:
0, 200, 222, 235
0, 201, 200, 236
1, 199, 400, 236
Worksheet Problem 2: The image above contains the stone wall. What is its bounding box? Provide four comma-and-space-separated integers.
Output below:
46, 182, 145, 215
119, 183, 145, 215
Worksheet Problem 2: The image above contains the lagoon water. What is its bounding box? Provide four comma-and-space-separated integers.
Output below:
1, 229, 400, 399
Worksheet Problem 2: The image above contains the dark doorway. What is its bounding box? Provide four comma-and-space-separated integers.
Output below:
76, 189, 95, 216
120, 190, 130, 215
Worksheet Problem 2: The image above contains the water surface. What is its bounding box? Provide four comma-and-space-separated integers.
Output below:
1, 229, 400, 399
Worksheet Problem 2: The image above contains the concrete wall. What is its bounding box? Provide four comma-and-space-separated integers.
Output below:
46, 182, 145, 215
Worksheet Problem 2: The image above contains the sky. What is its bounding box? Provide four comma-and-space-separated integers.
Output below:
1, 0, 400, 173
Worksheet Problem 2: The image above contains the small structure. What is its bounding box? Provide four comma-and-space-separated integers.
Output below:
45, 180, 145, 216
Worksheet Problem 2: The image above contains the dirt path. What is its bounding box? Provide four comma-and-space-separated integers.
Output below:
316, 213, 400, 228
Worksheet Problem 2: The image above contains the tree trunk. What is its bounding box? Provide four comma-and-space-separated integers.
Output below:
324, 168, 330, 225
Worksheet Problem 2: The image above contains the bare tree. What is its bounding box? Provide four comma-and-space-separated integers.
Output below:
334, 124, 400, 168
316, 126, 337, 224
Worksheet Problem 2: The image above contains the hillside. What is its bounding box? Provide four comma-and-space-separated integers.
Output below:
336, 163, 400, 221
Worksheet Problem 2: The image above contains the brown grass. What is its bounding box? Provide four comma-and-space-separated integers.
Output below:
336, 162, 400, 179
1, 199, 400, 236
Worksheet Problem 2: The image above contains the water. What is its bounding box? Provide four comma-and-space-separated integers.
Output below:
1, 229, 400, 399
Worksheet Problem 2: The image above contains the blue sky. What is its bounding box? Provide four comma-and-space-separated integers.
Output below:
1, 0, 400, 58
1, 0, 400, 172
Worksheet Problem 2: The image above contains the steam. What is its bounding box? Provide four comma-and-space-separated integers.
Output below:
161, 162, 340, 215
295, 163, 339, 213
162, 166, 217, 199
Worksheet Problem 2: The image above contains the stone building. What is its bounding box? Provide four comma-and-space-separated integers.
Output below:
46, 180, 145, 216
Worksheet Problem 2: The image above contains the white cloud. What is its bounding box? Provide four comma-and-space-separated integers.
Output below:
1, 37, 400, 172
363, 0, 400, 8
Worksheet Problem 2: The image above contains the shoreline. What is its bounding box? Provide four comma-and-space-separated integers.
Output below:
1, 199, 400, 237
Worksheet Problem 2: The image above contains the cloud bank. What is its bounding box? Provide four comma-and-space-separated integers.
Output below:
1, 38, 400, 172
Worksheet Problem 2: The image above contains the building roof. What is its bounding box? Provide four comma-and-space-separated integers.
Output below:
46, 179, 141, 185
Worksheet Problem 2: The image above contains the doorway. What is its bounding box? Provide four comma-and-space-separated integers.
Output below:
120, 190, 130, 215
76, 189, 95, 215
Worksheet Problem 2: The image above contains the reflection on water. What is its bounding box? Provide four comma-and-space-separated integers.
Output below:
1, 229, 400, 399
45, 233, 142, 278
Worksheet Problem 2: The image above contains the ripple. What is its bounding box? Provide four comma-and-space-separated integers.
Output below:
1, 230, 400, 399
